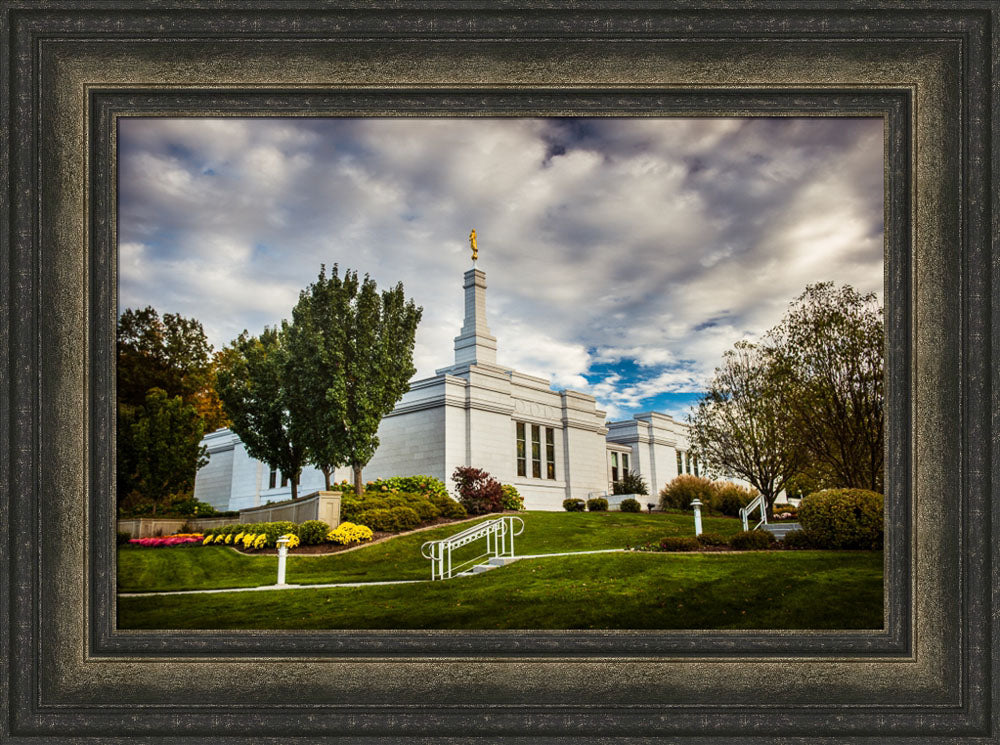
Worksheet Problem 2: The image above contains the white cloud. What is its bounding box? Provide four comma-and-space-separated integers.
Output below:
118, 117, 884, 419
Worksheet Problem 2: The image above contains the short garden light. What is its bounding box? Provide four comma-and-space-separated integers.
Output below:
690, 499, 703, 536
276, 535, 290, 586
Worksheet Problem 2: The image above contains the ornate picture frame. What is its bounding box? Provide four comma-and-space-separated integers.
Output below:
1, 3, 995, 741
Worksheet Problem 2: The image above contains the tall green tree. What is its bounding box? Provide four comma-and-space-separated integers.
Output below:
688, 341, 804, 516
216, 328, 308, 500
284, 265, 422, 495
768, 283, 884, 493
117, 306, 219, 506
117, 306, 214, 407
129, 388, 209, 516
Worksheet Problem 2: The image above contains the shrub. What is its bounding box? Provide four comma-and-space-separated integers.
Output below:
710, 482, 758, 517
389, 505, 421, 532
341, 493, 438, 523
429, 493, 467, 519
259, 521, 297, 546
612, 470, 649, 496
695, 532, 728, 547
619, 498, 641, 513
798, 488, 883, 549
659, 475, 715, 510
355, 506, 421, 533
452, 466, 504, 515
295, 520, 331, 546
781, 529, 813, 549
659, 536, 701, 551
116, 531, 132, 546
327, 522, 375, 545
586, 497, 609, 512
563, 498, 586, 512
729, 529, 777, 551
500, 484, 525, 511
404, 497, 441, 522
355, 508, 393, 532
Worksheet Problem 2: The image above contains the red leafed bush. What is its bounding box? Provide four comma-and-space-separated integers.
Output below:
451, 466, 504, 515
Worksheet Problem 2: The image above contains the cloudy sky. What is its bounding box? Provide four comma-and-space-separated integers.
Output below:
118, 116, 884, 421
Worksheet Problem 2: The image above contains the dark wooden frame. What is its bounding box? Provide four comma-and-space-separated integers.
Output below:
1, 3, 995, 742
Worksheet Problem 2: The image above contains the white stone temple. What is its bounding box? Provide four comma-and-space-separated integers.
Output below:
194, 256, 701, 511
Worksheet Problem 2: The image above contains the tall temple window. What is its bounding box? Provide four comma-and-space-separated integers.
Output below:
684, 451, 691, 474
269, 468, 277, 490
280, 473, 287, 488
545, 427, 556, 479
611, 452, 619, 483
516, 422, 526, 477
622, 452, 630, 476
676, 450, 683, 475
531, 424, 542, 478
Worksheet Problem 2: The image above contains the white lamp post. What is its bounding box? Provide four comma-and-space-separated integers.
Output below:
276, 535, 290, 586
690, 499, 703, 536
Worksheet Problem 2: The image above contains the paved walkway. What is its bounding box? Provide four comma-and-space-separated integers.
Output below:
119, 578, 427, 598
118, 548, 629, 597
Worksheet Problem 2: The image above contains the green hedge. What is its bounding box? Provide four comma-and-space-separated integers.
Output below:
586, 497, 609, 512
798, 488, 883, 549
781, 529, 813, 549
355, 505, 421, 533
695, 532, 728, 547
619, 498, 641, 513
729, 530, 776, 551
563, 498, 586, 512
658, 536, 700, 551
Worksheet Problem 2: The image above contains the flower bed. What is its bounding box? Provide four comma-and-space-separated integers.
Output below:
129, 533, 204, 548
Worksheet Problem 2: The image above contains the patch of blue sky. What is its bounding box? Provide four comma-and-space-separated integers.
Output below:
640, 391, 702, 420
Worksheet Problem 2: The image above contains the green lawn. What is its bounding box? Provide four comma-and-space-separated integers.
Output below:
117, 550, 883, 630
118, 510, 745, 592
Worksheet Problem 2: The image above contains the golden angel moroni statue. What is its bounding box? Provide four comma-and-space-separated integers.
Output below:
469, 229, 478, 262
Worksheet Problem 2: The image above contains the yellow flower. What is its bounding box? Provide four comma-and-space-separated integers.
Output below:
202, 535, 213, 545
234, 532, 245, 543
253, 534, 267, 549
224, 534, 232, 544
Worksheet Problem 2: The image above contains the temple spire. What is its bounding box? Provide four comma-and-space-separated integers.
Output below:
453, 230, 496, 366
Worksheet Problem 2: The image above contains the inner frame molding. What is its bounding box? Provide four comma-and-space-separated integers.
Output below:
2, 5, 993, 742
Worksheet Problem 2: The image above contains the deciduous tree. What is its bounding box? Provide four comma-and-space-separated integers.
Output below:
216, 328, 308, 499
767, 283, 884, 493
129, 388, 208, 515
688, 341, 804, 515
117, 306, 218, 506
284, 266, 422, 496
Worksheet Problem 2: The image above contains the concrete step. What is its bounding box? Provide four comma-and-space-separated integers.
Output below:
488, 556, 518, 567
471, 563, 498, 573
762, 522, 801, 539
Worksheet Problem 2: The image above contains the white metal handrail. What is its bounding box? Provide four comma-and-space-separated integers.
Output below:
421, 515, 525, 580
740, 494, 769, 532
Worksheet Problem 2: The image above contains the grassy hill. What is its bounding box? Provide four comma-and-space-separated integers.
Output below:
117, 550, 883, 630
118, 510, 745, 592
